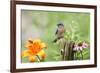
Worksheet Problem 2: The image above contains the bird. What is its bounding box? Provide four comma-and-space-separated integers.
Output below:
53, 23, 65, 43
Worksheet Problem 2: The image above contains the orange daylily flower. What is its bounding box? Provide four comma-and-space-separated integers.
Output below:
22, 39, 47, 62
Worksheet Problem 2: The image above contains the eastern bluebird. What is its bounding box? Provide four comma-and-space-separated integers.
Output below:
53, 23, 65, 43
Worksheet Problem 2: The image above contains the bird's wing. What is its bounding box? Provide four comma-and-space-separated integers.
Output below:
55, 29, 58, 35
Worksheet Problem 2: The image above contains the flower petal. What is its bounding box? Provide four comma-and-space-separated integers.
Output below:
25, 41, 33, 48
37, 50, 46, 59
22, 50, 30, 58
28, 56, 36, 62
33, 39, 41, 44
41, 43, 47, 49
79, 47, 83, 51
82, 42, 88, 48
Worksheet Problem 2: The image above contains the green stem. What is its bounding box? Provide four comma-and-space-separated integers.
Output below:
36, 55, 41, 62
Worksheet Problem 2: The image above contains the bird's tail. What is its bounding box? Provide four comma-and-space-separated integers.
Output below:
53, 39, 58, 43
53, 36, 64, 43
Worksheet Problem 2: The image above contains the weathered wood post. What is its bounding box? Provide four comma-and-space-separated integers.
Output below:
58, 38, 75, 60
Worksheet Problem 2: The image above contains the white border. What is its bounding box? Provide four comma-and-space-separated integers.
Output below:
16, 5, 95, 69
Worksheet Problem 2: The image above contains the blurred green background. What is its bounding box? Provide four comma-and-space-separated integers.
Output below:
21, 10, 90, 63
